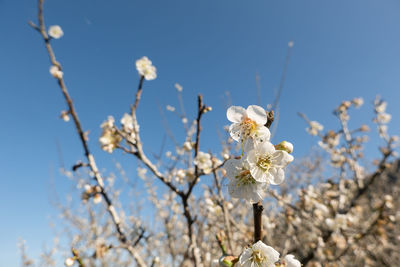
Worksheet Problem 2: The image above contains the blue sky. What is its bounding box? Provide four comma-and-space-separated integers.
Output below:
1, 0, 400, 265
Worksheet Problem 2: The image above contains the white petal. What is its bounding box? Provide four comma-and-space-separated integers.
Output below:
229, 123, 242, 142
254, 126, 271, 143
243, 138, 255, 153
263, 246, 280, 265
252, 240, 267, 251
250, 165, 269, 183
247, 149, 258, 165
227, 106, 246, 123
271, 151, 294, 167
239, 248, 253, 265
284, 255, 301, 267
246, 105, 268, 125
257, 141, 275, 155
268, 168, 285, 185
224, 159, 241, 179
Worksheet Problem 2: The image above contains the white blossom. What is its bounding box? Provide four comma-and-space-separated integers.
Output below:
183, 141, 192, 151
49, 65, 63, 79
375, 100, 387, 113
175, 169, 186, 183
166, 105, 175, 112
306, 121, 323, 136
137, 167, 147, 180
247, 141, 294, 184
352, 97, 364, 108
325, 214, 348, 231
93, 194, 102, 204
136, 56, 157, 80
205, 198, 222, 214
99, 116, 121, 153
225, 158, 266, 202
227, 105, 270, 144
194, 152, 213, 174
60, 110, 70, 122
120, 113, 134, 132
101, 116, 115, 129
64, 257, 74, 266
48, 25, 64, 39
238, 240, 280, 267
283, 254, 301, 267
175, 83, 183, 92
377, 113, 391, 124
378, 125, 388, 138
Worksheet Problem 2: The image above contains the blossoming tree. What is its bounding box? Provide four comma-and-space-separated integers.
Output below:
24, 1, 400, 266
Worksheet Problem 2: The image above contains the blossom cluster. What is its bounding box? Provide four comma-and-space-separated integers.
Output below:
224, 105, 294, 202
136, 56, 157, 80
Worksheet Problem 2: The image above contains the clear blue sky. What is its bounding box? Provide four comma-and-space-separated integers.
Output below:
1, 0, 399, 265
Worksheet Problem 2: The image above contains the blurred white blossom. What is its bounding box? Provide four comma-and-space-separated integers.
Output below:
283, 254, 301, 267
99, 116, 121, 153
49, 65, 63, 79
352, 97, 364, 108
166, 105, 175, 112
136, 56, 157, 80
306, 121, 323, 136
175, 83, 183, 92
48, 25, 64, 39
120, 113, 134, 133
194, 152, 212, 174
64, 257, 74, 266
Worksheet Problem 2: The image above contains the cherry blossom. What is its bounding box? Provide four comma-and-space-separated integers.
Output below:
227, 105, 270, 144
48, 25, 64, 39
225, 159, 266, 202
238, 241, 279, 267
247, 141, 294, 185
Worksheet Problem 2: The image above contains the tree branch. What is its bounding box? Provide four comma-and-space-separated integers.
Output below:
29, 1, 147, 266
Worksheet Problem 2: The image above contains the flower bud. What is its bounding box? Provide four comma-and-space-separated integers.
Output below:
275, 141, 293, 153
360, 124, 370, 132
49, 65, 63, 79
219, 255, 238, 267
60, 110, 70, 122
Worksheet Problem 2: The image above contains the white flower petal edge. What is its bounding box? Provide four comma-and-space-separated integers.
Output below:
284, 254, 301, 267
238, 241, 280, 267
247, 141, 294, 184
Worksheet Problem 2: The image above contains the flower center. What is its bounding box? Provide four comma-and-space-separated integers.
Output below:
240, 117, 257, 137
252, 249, 266, 264
235, 169, 255, 186
256, 156, 272, 172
